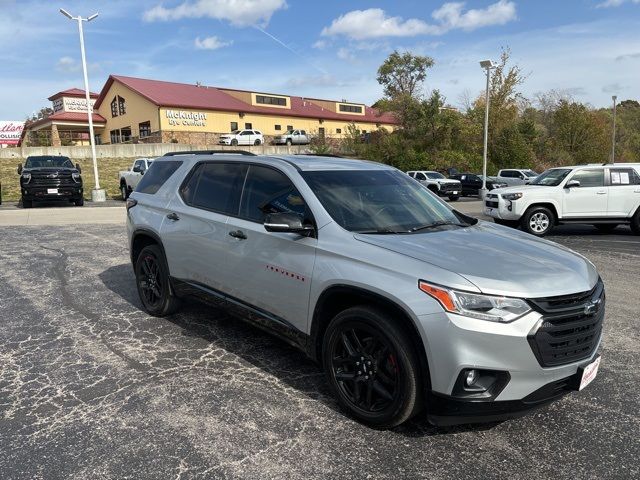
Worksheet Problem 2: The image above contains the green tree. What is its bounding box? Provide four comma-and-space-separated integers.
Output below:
376, 51, 434, 99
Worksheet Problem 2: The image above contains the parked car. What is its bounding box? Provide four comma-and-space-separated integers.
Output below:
497, 169, 539, 186
273, 129, 310, 145
118, 158, 153, 200
407, 170, 462, 201
485, 164, 640, 236
18, 155, 83, 208
449, 173, 508, 196
127, 154, 604, 428
219, 129, 264, 146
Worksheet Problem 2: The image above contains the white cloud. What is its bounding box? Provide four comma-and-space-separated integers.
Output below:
312, 39, 328, 49
55, 56, 102, 73
337, 47, 356, 62
143, 0, 287, 27
597, 0, 640, 7
321, 2, 516, 40
432, 0, 516, 31
194, 36, 232, 50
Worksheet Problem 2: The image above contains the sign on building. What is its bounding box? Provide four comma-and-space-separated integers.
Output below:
52, 97, 96, 113
0, 121, 25, 146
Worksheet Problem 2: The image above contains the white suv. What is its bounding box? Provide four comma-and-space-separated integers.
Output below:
485, 164, 640, 236
219, 129, 264, 146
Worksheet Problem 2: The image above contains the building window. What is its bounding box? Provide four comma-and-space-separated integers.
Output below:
318, 127, 325, 138
287, 125, 293, 131
110, 129, 120, 144
121, 127, 132, 142
118, 96, 126, 115
245, 122, 252, 130
336, 128, 342, 134
139, 121, 151, 138
339, 104, 363, 114
256, 95, 287, 106
230, 122, 238, 131
110, 97, 118, 117
275, 124, 281, 131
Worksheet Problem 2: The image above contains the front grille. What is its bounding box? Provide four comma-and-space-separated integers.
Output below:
30, 172, 76, 186
439, 183, 459, 193
485, 200, 499, 208
527, 279, 605, 367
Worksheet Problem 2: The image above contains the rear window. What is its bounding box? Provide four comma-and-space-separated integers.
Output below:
181, 162, 248, 215
135, 160, 182, 194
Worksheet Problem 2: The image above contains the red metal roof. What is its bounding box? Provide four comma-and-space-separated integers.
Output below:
95, 75, 396, 125
26, 111, 106, 129
48, 88, 100, 101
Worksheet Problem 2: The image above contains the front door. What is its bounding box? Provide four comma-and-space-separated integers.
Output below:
239, 130, 252, 145
222, 164, 317, 333
607, 167, 640, 217
562, 169, 608, 217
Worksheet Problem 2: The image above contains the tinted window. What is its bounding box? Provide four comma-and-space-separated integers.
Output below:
182, 163, 247, 214
570, 169, 604, 188
501, 170, 515, 178
610, 169, 640, 186
136, 160, 182, 194
415, 172, 427, 181
25, 156, 73, 168
239, 166, 307, 223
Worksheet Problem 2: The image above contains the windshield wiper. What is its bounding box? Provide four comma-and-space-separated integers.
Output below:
410, 221, 467, 232
355, 227, 407, 234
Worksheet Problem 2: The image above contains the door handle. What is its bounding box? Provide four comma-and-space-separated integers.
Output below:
228, 230, 247, 240
166, 212, 180, 221
596, 191, 607, 195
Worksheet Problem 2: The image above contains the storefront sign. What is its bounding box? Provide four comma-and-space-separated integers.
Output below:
0, 121, 25, 146
165, 110, 207, 127
52, 97, 96, 113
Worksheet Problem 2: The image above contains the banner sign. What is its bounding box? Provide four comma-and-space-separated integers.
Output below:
0, 121, 25, 146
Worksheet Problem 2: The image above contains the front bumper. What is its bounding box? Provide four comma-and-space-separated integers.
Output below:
438, 184, 462, 196
22, 185, 83, 201
218, 138, 234, 145
484, 193, 526, 220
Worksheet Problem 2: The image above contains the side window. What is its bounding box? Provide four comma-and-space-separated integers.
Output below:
136, 161, 182, 195
570, 169, 604, 188
501, 170, 513, 178
182, 163, 248, 214
610, 168, 640, 186
240, 130, 251, 136
133, 160, 144, 171
239, 166, 307, 223
300, 130, 306, 135
415, 172, 427, 181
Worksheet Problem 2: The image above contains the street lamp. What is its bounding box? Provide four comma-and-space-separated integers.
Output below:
611, 95, 617, 165
479, 59, 497, 200
59, 8, 105, 202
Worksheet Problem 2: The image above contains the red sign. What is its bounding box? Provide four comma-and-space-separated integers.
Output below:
0, 121, 25, 146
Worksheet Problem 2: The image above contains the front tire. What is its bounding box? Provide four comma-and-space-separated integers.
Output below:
74, 197, 84, 207
322, 306, 422, 428
631, 209, 640, 235
135, 245, 181, 317
521, 206, 555, 236
121, 183, 129, 200
22, 197, 32, 209
231, 139, 238, 146
286, 138, 292, 146
448, 195, 460, 201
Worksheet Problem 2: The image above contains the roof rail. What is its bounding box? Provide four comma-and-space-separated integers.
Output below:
162, 150, 256, 156
294, 153, 345, 158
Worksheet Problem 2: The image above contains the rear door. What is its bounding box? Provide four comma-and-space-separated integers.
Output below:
160, 162, 248, 287
607, 167, 640, 217
222, 165, 317, 333
562, 168, 608, 217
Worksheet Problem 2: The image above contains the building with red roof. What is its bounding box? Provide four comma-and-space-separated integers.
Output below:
23, 75, 396, 147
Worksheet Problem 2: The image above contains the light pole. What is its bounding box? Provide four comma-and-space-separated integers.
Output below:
479, 59, 497, 200
60, 8, 105, 202
611, 95, 617, 165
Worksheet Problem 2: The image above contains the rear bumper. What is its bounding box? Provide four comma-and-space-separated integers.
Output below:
426, 371, 579, 426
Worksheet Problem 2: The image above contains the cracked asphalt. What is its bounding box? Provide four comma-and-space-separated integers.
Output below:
0, 223, 638, 479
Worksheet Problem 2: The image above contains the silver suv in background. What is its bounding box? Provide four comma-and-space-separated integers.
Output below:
126, 154, 604, 428
497, 169, 539, 186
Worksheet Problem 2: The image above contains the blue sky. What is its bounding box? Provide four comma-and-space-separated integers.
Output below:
1, 0, 639, 119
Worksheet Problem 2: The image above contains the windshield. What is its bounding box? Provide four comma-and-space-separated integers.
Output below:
24, 156, 73, 168
530, 168, 572, 186
523, 170, 538, 177
425, 172, 445, 179
301, 169, 471, 233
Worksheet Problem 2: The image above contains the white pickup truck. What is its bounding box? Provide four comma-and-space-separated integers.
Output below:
273, 129, 311, 145
118, 158, 153, 200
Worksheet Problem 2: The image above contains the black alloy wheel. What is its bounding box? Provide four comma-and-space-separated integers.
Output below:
323, 306, 422, 428
135, 245, 180, 316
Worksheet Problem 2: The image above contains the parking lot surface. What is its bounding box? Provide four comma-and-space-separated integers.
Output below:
0, 222, 638, 479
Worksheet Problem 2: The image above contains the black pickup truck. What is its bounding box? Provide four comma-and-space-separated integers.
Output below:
18, 155, 84, 208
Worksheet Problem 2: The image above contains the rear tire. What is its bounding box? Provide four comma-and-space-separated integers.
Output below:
135, 244, 181, 317
22, 197, 32, 209
121, 183, 129, 200
631, 209, 640, 235
594, 224, 617, 233
254, 139, 262, 146
322, 306, 422, 428
521, 206, 555, 236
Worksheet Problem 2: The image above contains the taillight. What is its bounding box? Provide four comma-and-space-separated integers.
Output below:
126, 198, 137, 211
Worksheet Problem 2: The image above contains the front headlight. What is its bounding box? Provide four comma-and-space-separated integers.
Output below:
502, 192, 523, 201
72, 172, 81, 183
21, 173, 31, 183
419, 281, 531, 323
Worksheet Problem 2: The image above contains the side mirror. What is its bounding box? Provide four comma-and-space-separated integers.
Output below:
565, 180, 580, 188
17, 164, 22, 174
76, 163, 82, 173
264, 212, 314, 235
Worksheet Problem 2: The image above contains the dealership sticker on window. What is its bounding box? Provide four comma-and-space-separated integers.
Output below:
611, 172, 620, 184
620, 172, 630, 184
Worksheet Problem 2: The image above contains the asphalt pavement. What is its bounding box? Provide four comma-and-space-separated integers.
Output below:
0, 206, 638, 479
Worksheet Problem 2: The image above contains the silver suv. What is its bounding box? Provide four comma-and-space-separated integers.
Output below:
126, 154, 604, 428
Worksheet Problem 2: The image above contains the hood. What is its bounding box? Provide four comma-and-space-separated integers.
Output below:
23, 167, 78, 173
354, 221, 597, 298
490, 184, 547, 195
436, 179, 461, 185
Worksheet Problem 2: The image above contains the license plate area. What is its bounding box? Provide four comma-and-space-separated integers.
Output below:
47, 188, 59, 194
578, 355, 601, 391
